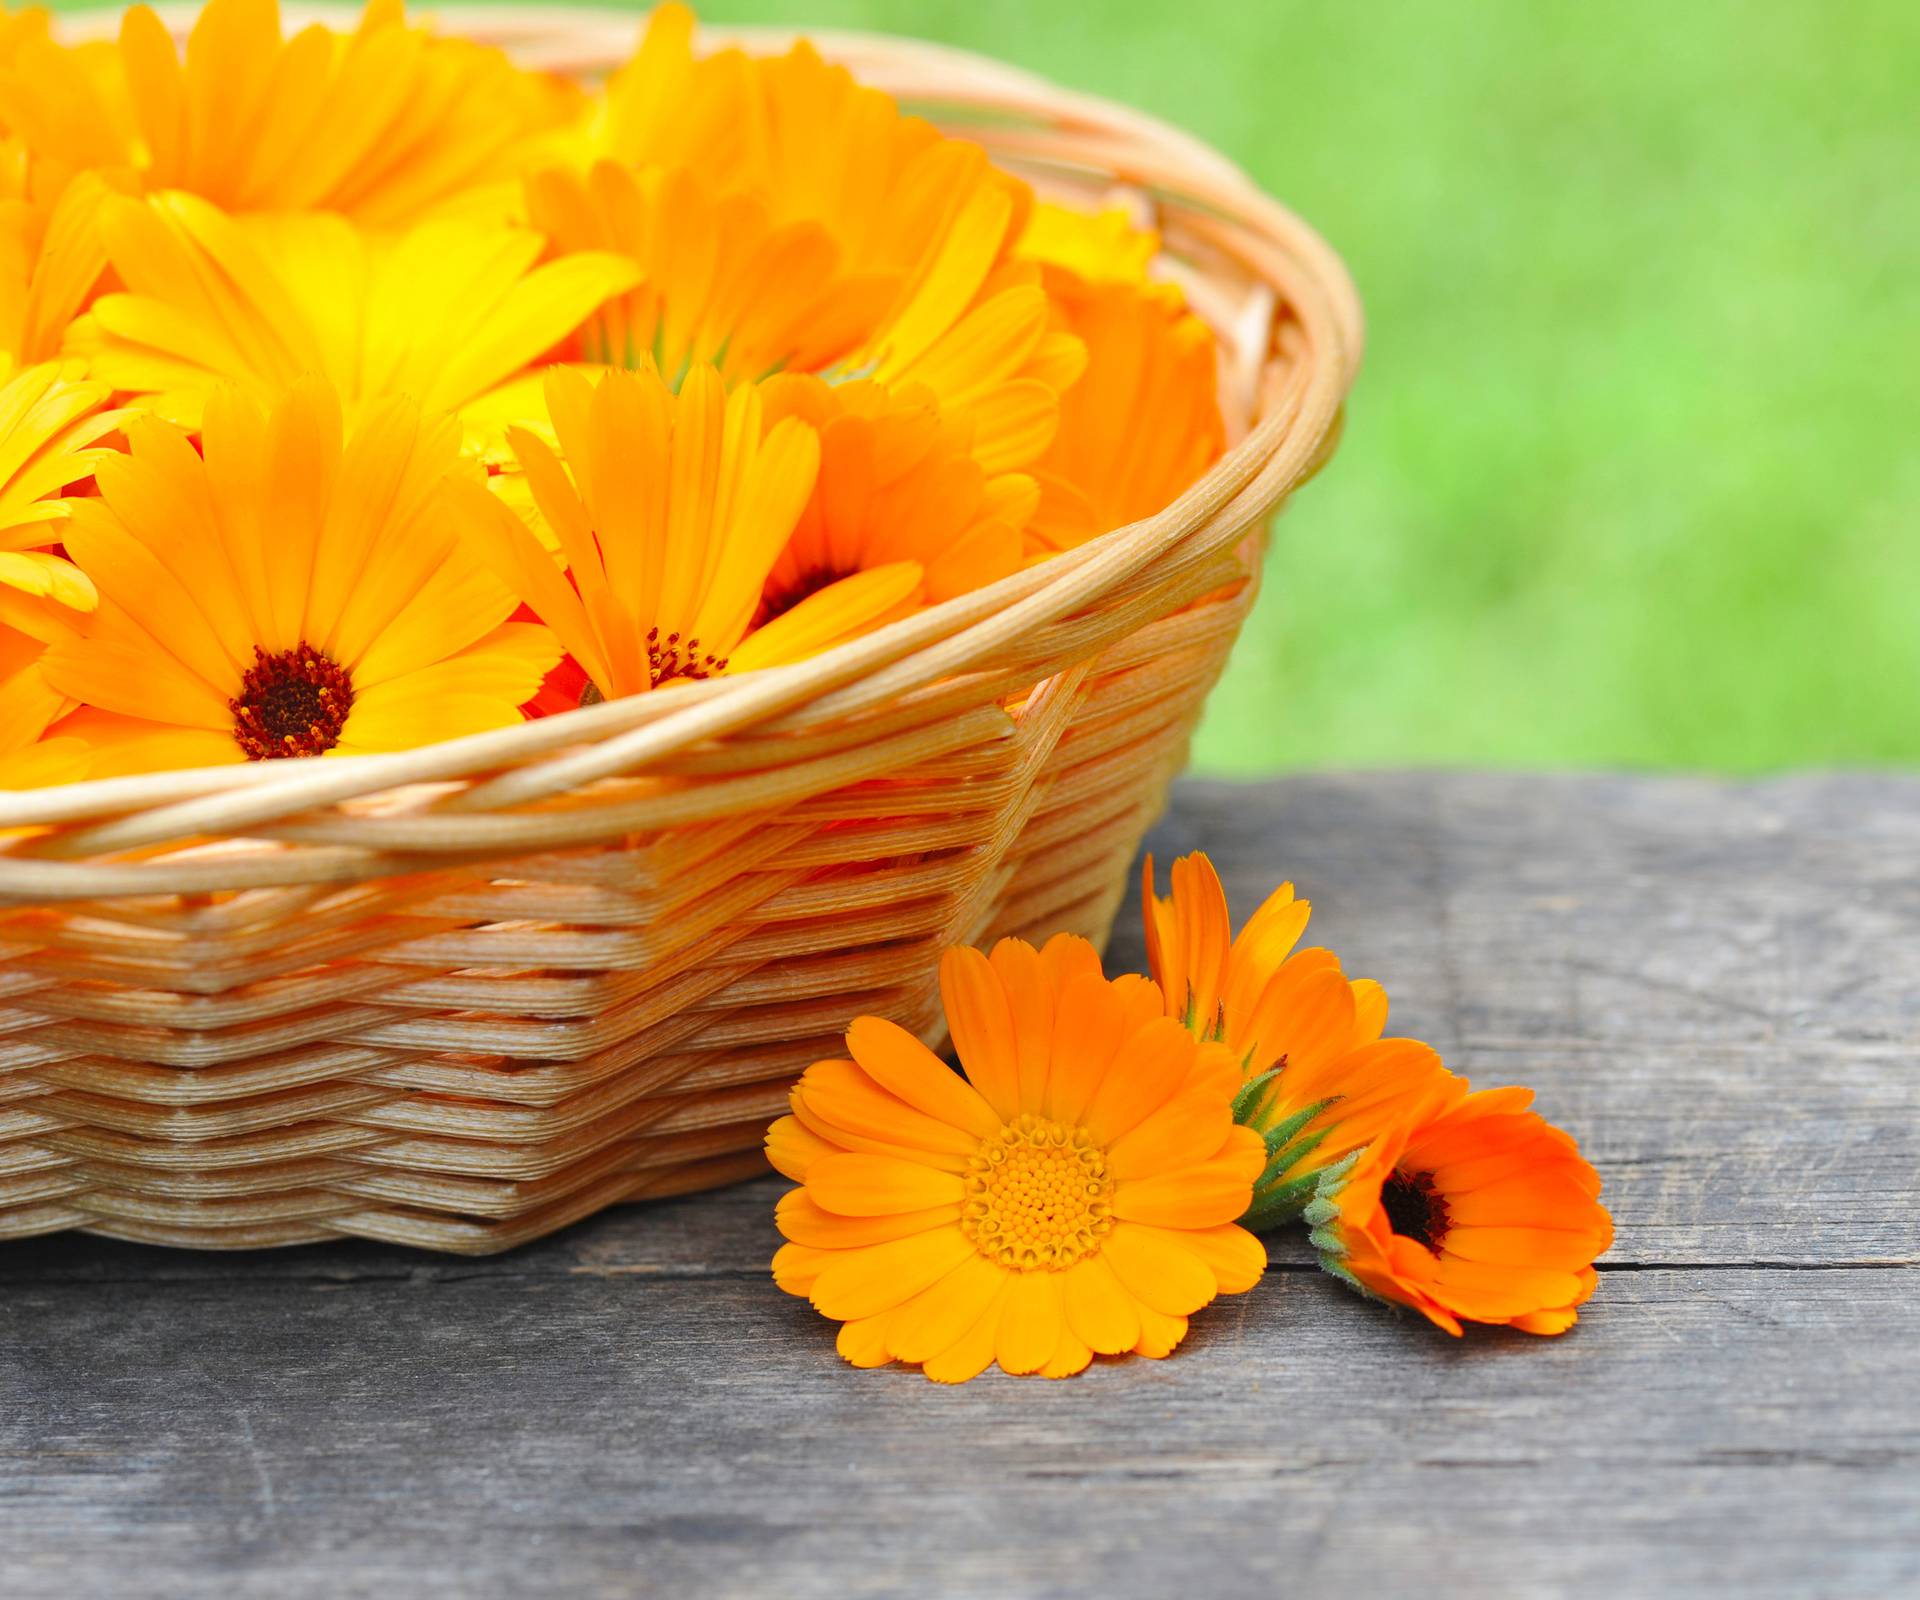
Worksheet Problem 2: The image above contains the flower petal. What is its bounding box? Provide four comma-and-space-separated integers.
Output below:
805, 1152, 967, 1217
809, 1225, 976, 1322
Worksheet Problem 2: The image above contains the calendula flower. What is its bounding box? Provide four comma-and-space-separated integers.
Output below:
1143, 852, 1463, 1227
0, 0, 578, 226
0, 616, 83, 787
0, 356, 125, 613
41, 377, 557, 775
592, 0, 748, 177
1307, 1086, 1612, 1336
1019, 223, 1223, 549
1, 147, 116, 362
1018, 200, 1161, 286
67, 190, 635, 442
755, 374, 1033, 622
455, 361, 922, 706
526, 161, 891, 390
767, 935, 1268, 1382
567, 5, 1079, 477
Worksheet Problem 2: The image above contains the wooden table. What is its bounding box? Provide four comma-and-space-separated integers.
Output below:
4, 774, 1916, 1598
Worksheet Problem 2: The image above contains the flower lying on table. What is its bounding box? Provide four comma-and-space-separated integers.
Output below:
769, 854, 1611, 1379
768, 937, 1268, 1382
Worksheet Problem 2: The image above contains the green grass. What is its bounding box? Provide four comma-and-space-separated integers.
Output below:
691, 0, 1920, 772
53, 1, 1920, 772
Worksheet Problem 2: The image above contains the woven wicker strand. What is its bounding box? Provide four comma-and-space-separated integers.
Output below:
0, 6, 1361, 1252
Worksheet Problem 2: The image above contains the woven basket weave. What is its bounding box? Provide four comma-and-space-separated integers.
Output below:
0, 5, 1362, 1253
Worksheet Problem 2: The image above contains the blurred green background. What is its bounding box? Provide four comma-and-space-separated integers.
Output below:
687, 0, 1920, 773
55, 1, 1920, 773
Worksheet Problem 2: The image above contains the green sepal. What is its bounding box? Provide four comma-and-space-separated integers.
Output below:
1253, 1096, 1331, 1152
1230, 1068, 1281, 1124
1241, 1167, 1323, 1233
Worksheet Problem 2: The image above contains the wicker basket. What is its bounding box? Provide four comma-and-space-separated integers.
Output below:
0, 5, 1361, 1253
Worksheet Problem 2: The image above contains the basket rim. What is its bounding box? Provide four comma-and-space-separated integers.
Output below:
4, 4, 1363, 864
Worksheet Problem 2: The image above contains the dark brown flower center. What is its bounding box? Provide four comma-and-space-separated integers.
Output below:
758, 566, 852, 627
230, 644, 354, 760
647, 626, 726, 688
1381, 1168, 1449, 1251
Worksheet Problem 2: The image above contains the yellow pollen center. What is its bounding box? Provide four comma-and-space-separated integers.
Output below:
960, 1113, 1115, 1273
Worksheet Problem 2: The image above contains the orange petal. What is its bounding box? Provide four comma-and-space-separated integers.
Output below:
1078, 1015, 1195, 1147
922, 1277, 1010, 1384
939, 944, 1021, 1121
806, 1152, 967, 1217
765, 1113, 835, 1181
1131, 1302, 1189, 1359
776, 1188, 961, 1247
1062, 1253, 1142, 1355
845, 1015, 1001, 1140
794, 1058, 980, 1158
988, 937, 1055, 1116
994, 1268, 1063, 1376
885, 1253, 1007, 1365
835, 1314, 895, 1368
809, 1226, 977, 1322
1042, 971, 1127, 1127
1177, 1223, 1268, 1295
1101, 1221, 1217, 1318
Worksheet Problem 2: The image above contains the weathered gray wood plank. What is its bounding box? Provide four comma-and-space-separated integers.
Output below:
2, 774, 1916, 1599
1, 1263, 1914, 1598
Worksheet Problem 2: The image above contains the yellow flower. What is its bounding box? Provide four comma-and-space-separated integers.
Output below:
1028, 268, 1225, 549
525, 160, 893, 389
768, 935, 1268, 1381
1018, 200, 1161, 286
1, 147, 117, 363
0, 615, 83, 788
756, 373, 1035, 622
66, 190, 636, 445
0, 0, 578, 226
1308, 1086, 1612, 1337
564, 5, 1081, 477
456, 361, 923, 705
0, 355, 125, 614
592, 0, 749, 177
41, 377, 557, 775
1143, 852, 1463, 1227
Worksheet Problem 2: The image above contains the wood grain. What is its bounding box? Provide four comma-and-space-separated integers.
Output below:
2, 774, 1915, 1599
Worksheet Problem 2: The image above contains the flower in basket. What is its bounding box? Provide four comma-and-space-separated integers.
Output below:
768, 936, 1268, 1381
0, 356, 126, 614
0, 0, 578, 226
455, 360, 931, 700
39, 377, 557, 773
0, 0, 1246, 772
66, 191, 638, 448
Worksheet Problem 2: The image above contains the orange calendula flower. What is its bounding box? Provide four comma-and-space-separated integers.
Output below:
456, 361, 921, 704
41, 377, 557, 775
1, 146, 118, 363
1306, 1086, 1613, 1336
1144, 852, 1462, 1228
0, 0, 578, 226
66, 190, 636, 445
566, 5, 1079, 478
767, 935, 1268, 1382
755, 373, 1034, 623
0, 356, 126, 614
526, 161, 893, 390
0, 615, 84, 788
1029, 273, 1224, 549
